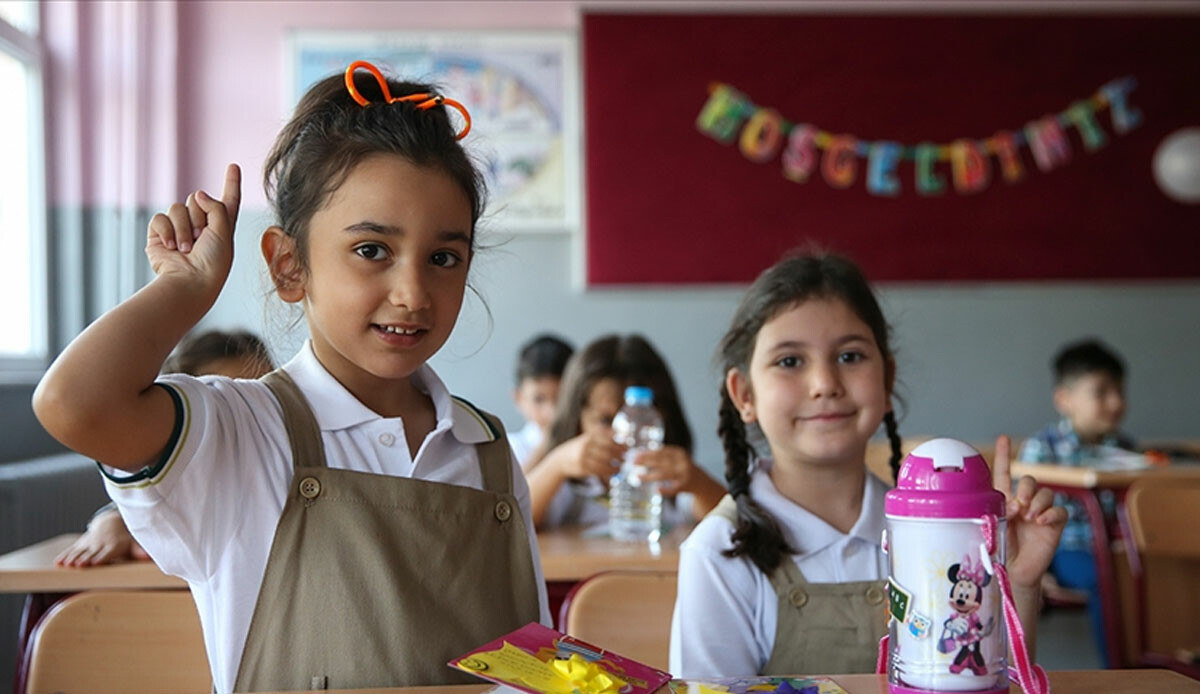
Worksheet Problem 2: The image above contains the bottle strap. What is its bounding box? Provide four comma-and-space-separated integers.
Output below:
981, 514, 1051, 694
876, 634, 888, 675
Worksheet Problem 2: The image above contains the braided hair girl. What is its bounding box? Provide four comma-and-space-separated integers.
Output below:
670, 251, 1064, 680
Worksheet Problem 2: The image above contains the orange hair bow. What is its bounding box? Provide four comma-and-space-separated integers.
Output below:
344, 60, 472, 140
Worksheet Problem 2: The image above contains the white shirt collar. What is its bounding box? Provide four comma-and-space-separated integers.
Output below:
280, 341, 495, 444
749, 459, 888, 556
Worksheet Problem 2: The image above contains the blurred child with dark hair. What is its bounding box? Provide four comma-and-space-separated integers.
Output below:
510, 334, 574, 468
1018, 337, 1135, 667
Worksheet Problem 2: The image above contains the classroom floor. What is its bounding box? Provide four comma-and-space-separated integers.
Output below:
1038, 606, 1104, 670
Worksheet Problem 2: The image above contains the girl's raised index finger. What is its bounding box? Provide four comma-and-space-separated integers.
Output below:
991, 434, 1012, 498
221, 163, 242, 224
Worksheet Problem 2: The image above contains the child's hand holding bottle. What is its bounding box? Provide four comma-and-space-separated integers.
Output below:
990, 434, 1068, 656
549, 429, 627, 482
636, 445, 698, 494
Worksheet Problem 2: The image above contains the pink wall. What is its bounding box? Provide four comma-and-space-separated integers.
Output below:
177, 1, 579, 209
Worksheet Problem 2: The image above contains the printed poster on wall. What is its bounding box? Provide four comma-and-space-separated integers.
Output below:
290, 30, 580, 233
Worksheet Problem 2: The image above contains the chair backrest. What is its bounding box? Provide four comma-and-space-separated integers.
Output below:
561, 570, 676, 671
1125, 477, 1200, 657
24, 589, 211, 694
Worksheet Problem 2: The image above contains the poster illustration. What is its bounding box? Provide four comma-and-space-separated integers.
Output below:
291, 31, 579, 232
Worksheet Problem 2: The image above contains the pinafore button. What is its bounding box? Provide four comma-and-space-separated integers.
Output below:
789, 588, 808, 607
866, 586, 886, 605
494, 500, 512, 522
298, 476, 321, 499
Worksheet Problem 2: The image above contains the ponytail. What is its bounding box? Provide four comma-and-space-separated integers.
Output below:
719, 388, 792, 574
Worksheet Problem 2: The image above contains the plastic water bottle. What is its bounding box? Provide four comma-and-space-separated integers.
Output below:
608, 386, 665, 542
883, 438, 1009, 693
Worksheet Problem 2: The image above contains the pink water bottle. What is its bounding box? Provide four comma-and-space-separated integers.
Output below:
882, 439, 1010, 693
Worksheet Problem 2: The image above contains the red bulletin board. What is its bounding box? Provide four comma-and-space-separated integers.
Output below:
582, 13, 1200, 285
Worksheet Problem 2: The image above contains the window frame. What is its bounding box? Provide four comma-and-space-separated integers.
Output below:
0, 8, 49, 378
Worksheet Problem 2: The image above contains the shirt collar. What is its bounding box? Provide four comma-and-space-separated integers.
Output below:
280, 341, 493, 444
749, 459, 888, 556
1055, 417, 1081, 447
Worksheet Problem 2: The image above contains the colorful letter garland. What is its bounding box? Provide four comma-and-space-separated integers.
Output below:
696, 77, 1141, 197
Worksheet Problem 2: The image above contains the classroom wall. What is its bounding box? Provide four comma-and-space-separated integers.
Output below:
181, 1, 1200, 476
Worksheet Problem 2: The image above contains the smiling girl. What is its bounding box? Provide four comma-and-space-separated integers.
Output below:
34, 62, 548, 692
669, 252, 1066, 677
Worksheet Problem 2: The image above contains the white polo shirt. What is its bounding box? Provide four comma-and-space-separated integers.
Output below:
669, 461, 888, 678
510, 420, 543, 469
101, 342, 550, 693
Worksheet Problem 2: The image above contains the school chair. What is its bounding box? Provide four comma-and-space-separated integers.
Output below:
23, 589, 211, 694
1125, 477, 1200, 680
559, 570, 676, 671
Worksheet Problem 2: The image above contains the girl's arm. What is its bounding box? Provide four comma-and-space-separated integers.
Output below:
33, 166, 241, 471
669, 523, 764, 677
990, 435, 1068, 657
638, 446, 726, 519
524, 430, 623, 526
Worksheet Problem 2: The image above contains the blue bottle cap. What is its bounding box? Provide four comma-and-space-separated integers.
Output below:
624, 385, 653, 405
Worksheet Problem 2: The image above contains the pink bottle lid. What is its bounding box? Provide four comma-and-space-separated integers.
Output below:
884, 438, 1005, 519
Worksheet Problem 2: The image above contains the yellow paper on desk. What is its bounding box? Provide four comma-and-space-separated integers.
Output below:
450, 622, 670, 694
457, 643, 623, 694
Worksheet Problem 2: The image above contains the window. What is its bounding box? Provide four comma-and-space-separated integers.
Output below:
0, 1, 46, 366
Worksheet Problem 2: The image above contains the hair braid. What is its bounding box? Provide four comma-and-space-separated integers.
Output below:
883, 410, 903, 484
719, 390, 752, 497
719, 389, 792, 574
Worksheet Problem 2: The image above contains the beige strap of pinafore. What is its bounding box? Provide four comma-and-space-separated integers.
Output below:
233, 371, 541, 692
710, 495, 888, 675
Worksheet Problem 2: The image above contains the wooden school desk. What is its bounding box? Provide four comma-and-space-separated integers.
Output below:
1011, 460, 1200, 668
256, 670, 1200, 694
0, 523, 691, 591
0, 534, 187, 693
0, 523, 691, 685
538, 522, 690, 582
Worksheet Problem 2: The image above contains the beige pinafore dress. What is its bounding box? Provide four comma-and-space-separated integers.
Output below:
233, 371, 541, 692
711, 495, 887, 675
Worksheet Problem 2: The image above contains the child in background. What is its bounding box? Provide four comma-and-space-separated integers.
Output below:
1019, 339, 1135, 462
510, 333, 574, 468
55, 328, 275, 567
34, 62, 548, 692
163, 328, 274, 379
670, 252, 1066, 677
1018, 338, 1134, 666
524, 334, 725, 529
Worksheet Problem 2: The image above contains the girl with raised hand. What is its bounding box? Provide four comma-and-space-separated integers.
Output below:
35, 62, 548, 693
669, 252, 1066, 677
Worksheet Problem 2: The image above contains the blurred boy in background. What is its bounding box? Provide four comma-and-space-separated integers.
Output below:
510, 334, 573, 468
1019, 338, 1135, 667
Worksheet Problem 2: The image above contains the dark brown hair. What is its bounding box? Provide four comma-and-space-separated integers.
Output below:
516, 334, 575, 385
164, 329, 273, 377
1053, 338, 1125, 386
263, 66, 485, 275
542, 334, 693, 457
717, 252, 901, 574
